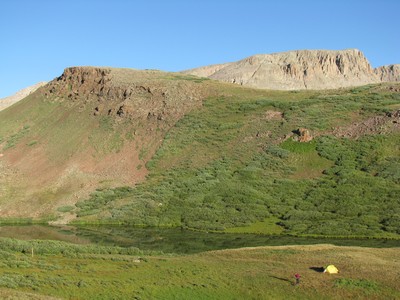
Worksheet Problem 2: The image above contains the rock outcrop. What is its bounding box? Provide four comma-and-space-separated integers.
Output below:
182, 49, 397, 90
46, 66, 210, 122
374, 64, 400, 82
0, 82, 47, 111
295, 128, 313, 142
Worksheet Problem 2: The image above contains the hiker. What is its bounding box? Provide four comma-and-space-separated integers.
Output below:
294, 273, 301, 285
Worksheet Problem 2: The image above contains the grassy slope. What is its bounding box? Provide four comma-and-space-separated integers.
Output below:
0, 239, 398, 299
0, 80, 149, 158
0, 70, 215, 219
0, 90, 114, 218
74, 83, 400, 238
1, 79, 400, 300
0, 74, 399, 238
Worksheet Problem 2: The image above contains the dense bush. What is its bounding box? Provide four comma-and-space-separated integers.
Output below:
75, 187, 134, 217
0, 237, 160, 256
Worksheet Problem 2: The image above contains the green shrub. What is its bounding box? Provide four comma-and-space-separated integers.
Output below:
26, 140, 38, 146
265, 145, 290, 158
57, 206, 75, 213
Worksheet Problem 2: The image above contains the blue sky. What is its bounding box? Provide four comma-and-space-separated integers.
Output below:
1, 0, 399, 98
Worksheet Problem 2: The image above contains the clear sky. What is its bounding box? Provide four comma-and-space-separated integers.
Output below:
1, 0, 399, 98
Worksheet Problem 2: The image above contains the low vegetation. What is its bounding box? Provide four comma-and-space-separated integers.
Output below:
74, 84, 400, 238
0, 71, 399, 299
0, 72, 399, 239
0, 238, 398, 299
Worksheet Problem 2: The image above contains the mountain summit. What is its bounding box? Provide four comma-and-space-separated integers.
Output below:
183, 49, 399, 90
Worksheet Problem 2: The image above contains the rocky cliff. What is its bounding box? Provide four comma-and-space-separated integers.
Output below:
183, 49, 398, 90
0, 81, 47, 111
46, 66, 210, 121
374, 64, 400, 82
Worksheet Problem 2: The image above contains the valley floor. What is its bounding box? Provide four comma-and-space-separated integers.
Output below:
0, 241, 398, 299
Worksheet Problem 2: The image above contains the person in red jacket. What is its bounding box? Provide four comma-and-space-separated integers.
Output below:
294, 273, 301, 285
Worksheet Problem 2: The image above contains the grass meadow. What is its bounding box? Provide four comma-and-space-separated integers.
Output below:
0, 238, 398, 299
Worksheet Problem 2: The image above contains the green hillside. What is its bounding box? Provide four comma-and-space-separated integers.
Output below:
0, 68, 217, 220
1, 68, 399, 238
73, 82, 400, 238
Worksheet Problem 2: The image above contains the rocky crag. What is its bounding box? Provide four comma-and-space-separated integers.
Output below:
47, 66, 211, 123
374, 64, 400, 82
183, 49, 399, 90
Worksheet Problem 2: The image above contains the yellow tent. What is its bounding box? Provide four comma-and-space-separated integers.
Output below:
324, 265, 339, 274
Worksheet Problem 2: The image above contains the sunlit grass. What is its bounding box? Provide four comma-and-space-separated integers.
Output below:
225, 217, 284, 234
0, 238, 398, 299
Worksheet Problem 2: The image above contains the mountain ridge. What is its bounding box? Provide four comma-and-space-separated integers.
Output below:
2, 49, 398, 112
0, 82, 47, 111
183, 49, 399, 90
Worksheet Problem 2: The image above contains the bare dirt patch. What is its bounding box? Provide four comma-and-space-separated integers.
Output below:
332, 110, 400, 139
